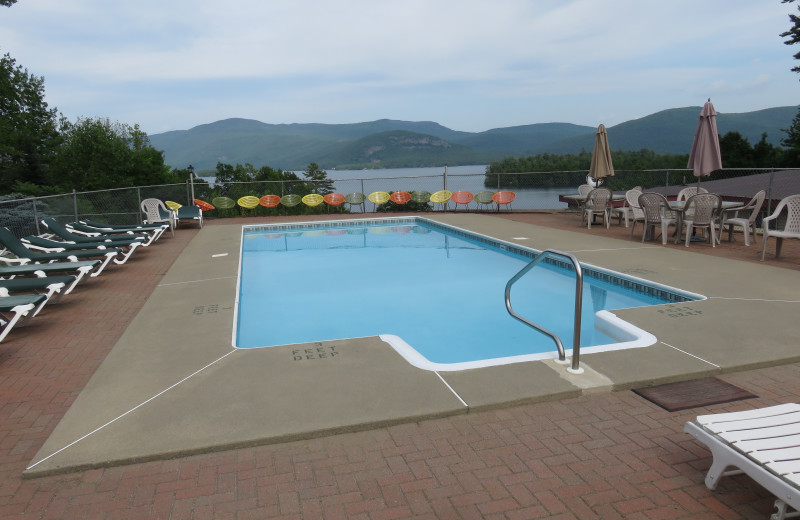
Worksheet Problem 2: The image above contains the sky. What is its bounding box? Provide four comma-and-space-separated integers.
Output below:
1, 0, 798, 136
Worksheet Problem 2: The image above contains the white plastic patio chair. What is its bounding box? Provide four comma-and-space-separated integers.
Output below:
761, 193, 800, 261
677, 186, 708, 202
613, 187, 642, 228
681, 193, 721, 248
637, 192, 676, 244
140, 198, 175, 236
720, 190, 766, 246
581, 188, 612, 229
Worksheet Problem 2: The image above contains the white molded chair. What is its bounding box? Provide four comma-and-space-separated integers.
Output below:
681, 193, 721, 248
637, 192, 676, 244
720, 190, 766, 246
761, 194, 800, 261
581, 188, 612, 229
614, 187, 642, 228
140, 198, 175, 236
677, 186, 708, 202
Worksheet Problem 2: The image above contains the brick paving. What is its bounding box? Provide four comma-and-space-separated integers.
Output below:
1, 212, 798, 519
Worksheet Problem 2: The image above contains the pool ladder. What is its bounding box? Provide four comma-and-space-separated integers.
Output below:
504, 249, 584, 374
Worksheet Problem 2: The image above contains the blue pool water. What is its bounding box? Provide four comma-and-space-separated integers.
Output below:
235, 218, 699, 370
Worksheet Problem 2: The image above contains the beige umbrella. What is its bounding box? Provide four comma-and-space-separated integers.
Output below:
687, 99, 722, 188
589, 124, 614, 186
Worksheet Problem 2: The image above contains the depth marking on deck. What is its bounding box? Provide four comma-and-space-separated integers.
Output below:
212, 253, 229, 258
26, 350, 238, 471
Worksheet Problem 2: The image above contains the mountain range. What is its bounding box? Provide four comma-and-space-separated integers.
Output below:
148, 106, 798, 172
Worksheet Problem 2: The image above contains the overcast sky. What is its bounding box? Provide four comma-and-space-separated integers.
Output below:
1, 0, 798, 135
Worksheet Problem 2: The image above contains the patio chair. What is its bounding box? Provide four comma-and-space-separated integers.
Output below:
322, 193, 345, 212
368, 191, 390, 211
613, 187, 642, 228
80, 219, 167, 234
140, 198, 175, 236
344, 192, 366, 212
389, 191, 411, 205
280, 194, 302, 209
684, 403, 800, 520
0, 260, 100, 293
677, 186, 709, 202
176, 205, 203, 228
637, 192, 676, 244
430, 190, 452, 211
0, 294, 47, 343
22, 235, 141, 264
581, 188, 613, 229
0, 275, 76, 317
492, 191, 516, 212
302, 194, 324, 208
720, 190, 766, 246
761, 194, 800, 261
680, 193, 721, 248
0, 227, 120, 277
211, 196, 236, 217
451, 190, 474, 211
474, 190, 495, 211
237, 196, 260, 216
576, 183, 594, 214
259, 194, 281, 210
410, 191, 432, 208
193, 199, 215, 212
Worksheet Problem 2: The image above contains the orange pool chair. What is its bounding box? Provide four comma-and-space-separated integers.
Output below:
193, 199, 215, 212
323, 192, 345, 207
259, 194, 281, 209
450, 190, 474, 211
492, 191, 516, 212
389, 191, 411, 205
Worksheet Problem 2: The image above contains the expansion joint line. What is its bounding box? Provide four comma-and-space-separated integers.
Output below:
661, 342, 720, 368
435, 371, 468, 408
708, 296, 800, 304
27, 350, 237, 471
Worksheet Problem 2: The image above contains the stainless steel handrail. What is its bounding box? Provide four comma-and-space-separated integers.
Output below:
504, 249, 584, 374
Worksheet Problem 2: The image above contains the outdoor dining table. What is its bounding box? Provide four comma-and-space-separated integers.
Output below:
667, 199, 744, 244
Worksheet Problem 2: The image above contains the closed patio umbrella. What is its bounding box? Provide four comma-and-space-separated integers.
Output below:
589, 124, 614, 186
687, 99, 722, 188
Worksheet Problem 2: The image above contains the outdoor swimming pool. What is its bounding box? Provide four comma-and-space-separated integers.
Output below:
235, 217, 701, 370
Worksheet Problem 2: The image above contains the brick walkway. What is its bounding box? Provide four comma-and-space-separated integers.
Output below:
1, 213, 798, 519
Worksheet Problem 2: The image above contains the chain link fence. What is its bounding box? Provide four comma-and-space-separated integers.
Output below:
1, 168, 796, 238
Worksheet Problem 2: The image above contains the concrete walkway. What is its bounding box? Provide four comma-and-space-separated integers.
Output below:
3, 212, 800, 519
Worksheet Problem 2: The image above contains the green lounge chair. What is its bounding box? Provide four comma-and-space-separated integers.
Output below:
0, 227, 120, 277
69, 221, 164, 244
0, 275, 76, 317
23, 235, 141, 264
0, 294, 47, 343
41, 218, 152, 246
176, 205, 203, 228
81, 219, 166, 233
0, 260, 99, 293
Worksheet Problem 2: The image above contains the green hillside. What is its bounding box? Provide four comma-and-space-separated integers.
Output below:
149, 106, 798, 170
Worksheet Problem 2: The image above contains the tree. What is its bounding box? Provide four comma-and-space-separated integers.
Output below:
0, 51, 61, 193
780, 0, 800, 163
302, 162, 334, 194
48, 118, 171, 191
1, 1, 19, 7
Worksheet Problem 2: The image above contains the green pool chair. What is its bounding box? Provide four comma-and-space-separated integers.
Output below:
0, 294, 47, 343
0, 260, 100, 293
176, 205, 203, 228
69, 221, 162, 245
79, 219, 167, 242
22, 235, 141, 265
0, 275, 76, 317
0, 227, 120, 277
41, 218, 154, 246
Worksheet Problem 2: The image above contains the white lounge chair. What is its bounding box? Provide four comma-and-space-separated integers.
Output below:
685, 403, 800, 519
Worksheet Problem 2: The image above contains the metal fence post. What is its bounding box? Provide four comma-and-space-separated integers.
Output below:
73, 189, 78, 222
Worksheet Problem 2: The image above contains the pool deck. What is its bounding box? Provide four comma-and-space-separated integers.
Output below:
5, 211, 800, 518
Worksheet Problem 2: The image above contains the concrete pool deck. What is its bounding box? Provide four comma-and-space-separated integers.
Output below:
23, 213, 800, 478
